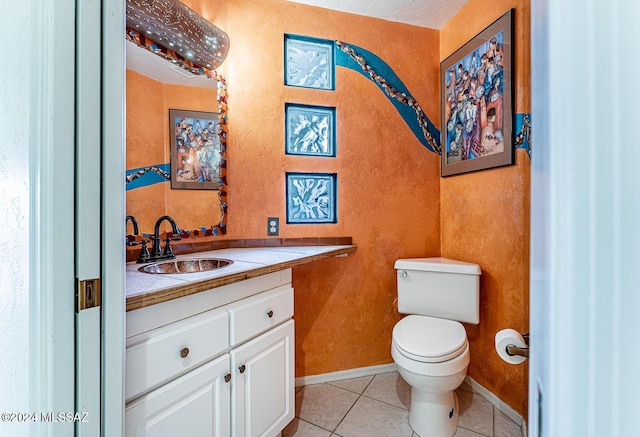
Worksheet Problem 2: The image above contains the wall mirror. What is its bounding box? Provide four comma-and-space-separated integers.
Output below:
125, 34, 227, 238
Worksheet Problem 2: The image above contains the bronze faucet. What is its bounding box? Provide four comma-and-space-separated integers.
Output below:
150, 215, 182, 260
125, 215, 139, 236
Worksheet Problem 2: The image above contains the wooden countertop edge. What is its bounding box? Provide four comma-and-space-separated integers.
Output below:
126, 245, 357, 312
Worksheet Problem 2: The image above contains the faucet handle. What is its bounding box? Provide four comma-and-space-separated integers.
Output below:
160, 232, 179, 258
127, 237, 149, 247
163, 238, 177, 258
129, 239, 151, 263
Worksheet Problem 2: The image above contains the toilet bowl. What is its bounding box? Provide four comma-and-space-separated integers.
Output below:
392, 257, 481, 437
392, 315, 470, 437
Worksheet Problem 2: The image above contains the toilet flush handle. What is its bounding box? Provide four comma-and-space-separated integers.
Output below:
398, 271, 407, 278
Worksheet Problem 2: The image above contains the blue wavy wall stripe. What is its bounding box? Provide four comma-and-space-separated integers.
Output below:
335, 42, 441, 154
514, 113, 531, 157
125, 164, 170, 191
335, 41, 532, 160
125, 113, 531, 191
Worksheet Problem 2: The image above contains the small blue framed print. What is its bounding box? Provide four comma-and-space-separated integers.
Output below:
286, 173, 337, 224
285, 103, 336, 157
284, 34, 335, 90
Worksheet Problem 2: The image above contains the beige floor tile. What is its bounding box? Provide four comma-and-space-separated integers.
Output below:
327, 375, 374, 394
335, 396, 413, 437
296, 384, 359, 431
454, 427, 488, 437
457, 390, 494, 436
362, 372, 411, 410
412, 426, 487, 437
283, 418, 332, 437
494, 409, 522, 437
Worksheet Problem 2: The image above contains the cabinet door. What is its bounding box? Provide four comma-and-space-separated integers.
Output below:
231, 320, 295, 437
125, 354, 231, 437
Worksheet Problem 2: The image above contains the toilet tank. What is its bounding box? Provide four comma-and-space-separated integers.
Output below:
395, 257, 481, 324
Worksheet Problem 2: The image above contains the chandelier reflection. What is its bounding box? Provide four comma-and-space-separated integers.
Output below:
126, 0, 230, 72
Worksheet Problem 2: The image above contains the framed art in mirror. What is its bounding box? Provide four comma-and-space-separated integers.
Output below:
440, 9, 514, 177
170, 109, 221, 190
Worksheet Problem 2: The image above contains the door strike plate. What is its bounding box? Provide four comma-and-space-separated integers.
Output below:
77, 278, 101, 311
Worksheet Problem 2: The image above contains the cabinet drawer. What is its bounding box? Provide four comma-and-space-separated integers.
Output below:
126, 309, 229, 402
228, 285, 293, 346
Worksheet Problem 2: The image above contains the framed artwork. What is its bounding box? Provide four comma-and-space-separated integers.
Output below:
286, 172, 337, 224
440, 9, 514, 177
169, 109, 221, 189
285, 103, 336, 157
284, 34, 335, 90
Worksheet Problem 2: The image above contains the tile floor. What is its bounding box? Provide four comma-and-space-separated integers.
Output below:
282, 371, 522, 437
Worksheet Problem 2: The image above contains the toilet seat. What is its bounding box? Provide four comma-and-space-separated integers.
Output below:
392, 315, 467, 363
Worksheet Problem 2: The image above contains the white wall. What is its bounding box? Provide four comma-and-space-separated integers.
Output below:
0, 0, 30, 433
531, 0, 640, 435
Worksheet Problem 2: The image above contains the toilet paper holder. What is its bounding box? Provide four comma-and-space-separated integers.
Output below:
505, 333, 530, 359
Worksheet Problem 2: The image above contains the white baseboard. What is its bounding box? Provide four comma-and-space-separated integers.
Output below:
464, 376, 524, 427
295, 363, 398, 387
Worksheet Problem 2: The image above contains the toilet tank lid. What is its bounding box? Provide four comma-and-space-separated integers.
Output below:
394, 257, 481, 275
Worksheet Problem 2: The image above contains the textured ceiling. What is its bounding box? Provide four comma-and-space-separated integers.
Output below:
286, 0, 470, 29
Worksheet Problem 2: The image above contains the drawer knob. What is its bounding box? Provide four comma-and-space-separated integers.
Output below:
239, 364, 246, 374
267, 310, 274, 318
180, 347, 190, 358
224, 373, 231, 383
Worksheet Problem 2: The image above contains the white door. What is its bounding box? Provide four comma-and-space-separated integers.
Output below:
12, 0, 124, 436
27, 1, 77, 436
231, 321, 295, 437
530, 0, 640, 435
101, 0, 127, 435
125, 354, 232, 437
75, 0, 103, 434
75, 0, 126, 435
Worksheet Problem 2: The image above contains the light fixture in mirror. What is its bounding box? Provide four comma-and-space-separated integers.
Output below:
126, 0, 230, 72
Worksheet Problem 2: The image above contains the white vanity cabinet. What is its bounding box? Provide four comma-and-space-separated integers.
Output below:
231, 320, 294, 437
125, 271, 295, 437
125, 353, 232, 437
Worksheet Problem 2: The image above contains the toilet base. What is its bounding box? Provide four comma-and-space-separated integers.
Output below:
409, 388, 459, 437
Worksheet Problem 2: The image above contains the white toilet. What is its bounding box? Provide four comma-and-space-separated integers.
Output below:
392, 257, 481, 437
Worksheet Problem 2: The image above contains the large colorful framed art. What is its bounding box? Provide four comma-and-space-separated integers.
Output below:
440, 9, 514, 177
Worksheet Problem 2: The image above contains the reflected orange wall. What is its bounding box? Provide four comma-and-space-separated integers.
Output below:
126, 70, 219, 234
440, 0, 530, 417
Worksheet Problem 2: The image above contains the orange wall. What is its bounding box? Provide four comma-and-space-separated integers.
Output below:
440, 0, 530, 416
176, 0, 441, 374
126, 70, 220, 234
126, 0, 530, 417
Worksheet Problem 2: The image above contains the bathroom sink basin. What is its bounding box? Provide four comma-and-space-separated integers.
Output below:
139, 258, 234, 274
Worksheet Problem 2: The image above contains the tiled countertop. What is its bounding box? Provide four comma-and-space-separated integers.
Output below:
126, 245, 356, 312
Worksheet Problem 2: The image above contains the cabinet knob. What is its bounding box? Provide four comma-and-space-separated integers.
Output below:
239, 364, 246, 373
180, 347, 190, 358
224, 373, 231, 383
267, 310, 274, 318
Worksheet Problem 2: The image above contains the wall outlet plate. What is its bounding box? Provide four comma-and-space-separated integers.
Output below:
267, 217, 279, 236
